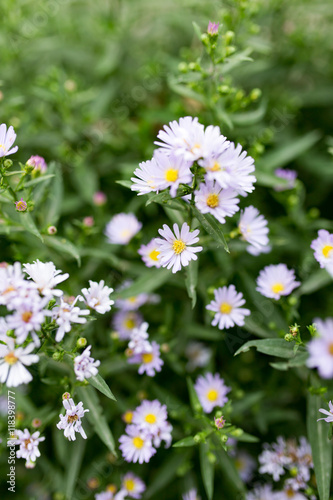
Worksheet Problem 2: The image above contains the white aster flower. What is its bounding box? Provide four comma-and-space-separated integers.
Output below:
0, 123, 18, 157
115, 281, 150, 311
95, 492, 114, 500
138, 239, 162, 268
0, 262, 34, 308
53, 297, 90, 342
194, 180, 240, 224
23, 259, 69, 297
310, 229, 333, 276
194, 372, 231, 413
274, 490, 307, 500
238, 206, 269, 254
128, 322, 152, 355
256, 264, 300, 300
119, 424, 156, 463
151, 150, 192, 197
318, 400, 333, 423
155, 222, 203, 273
0, 338, 39, 387
206, 285, 251, 330
121, 472, 146, 499
105, 213, 142, 245
185, 341, 212, 371
131, 157, 160, 195
56, 397, 89, 441
15, 428, 45, 467
112, 310, 143, 340
6, 295, 50, 346
307, 318, 333, 378
247, 485, 277, 500
80, 280, 114, 314
74, 345, 100, 381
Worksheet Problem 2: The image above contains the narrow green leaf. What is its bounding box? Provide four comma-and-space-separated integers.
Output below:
173, 436, 197, 448
199, 442, 214, 500
113, 268, 170, 299
296, 269, 332, 296
145, 451, 190, 499
233, 432, 259, 443
64, 437, 86, 500
89, 374, 116, 401
18, 212, 44, 242
191, 206, 229, 252
77, 385, 117, 457
185, 258, 198, 308
22, 173, 55, 188
214, 440, 246, 496
79, 247, 129, 271
231, 100, 267, 126
44, 164, 63, 225
192, 21, 202, 40
234, 339, 302, 359
115, 179, 132, 189
44, 235, 81, 266
187, 376, 202, 413
307, 392, 332, 500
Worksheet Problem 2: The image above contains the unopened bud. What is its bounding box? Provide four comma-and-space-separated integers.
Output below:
224, 30, 234, 43
87, 477, 99, 489
14, 198, 28, 212
193, 432, 205, 444
62, 392, 71, 400
284, 334, 294, 342
77, 337, 87, 348
52, 351, 62, 361
3, 159, 13, 169
32, 418, 42, 428
47, 225, 57, 235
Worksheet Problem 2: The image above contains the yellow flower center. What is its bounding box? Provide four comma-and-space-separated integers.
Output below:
271, 282, 285, 294
220, 302, 232, 314
124, 318, 136, 330
124, 479, 135, 491
165, 168, 178, 182
4, 352, 18, 365
328, 343, 333, 356
149, 249, 160, 261
142, 352, 153, 364
24, 439, 31, 448
209, 161, 221, 172
67, 414, 78, 423
121, 229, 131, 238
132, 436, 144, 449
172, 239, 186, 254
191, 143, 201, 153
322, 245, 333, 258
21, 311, 33, 323
128, 297, 137, 303
123, 411, 133, 424
206, 193, 219, 208
106, 484, 117, 493
145, 413, 157, 424
207, 389, 218, 402
3, 286, 15, 295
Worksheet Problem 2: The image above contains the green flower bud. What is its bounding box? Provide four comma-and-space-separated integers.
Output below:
284, 334, 294, 342
250, 88, 262, 101
62, 392, 71, 400
52, 352, 62, 361
3, 159, 13, 169
77, 337, 87, 348
288, 296, 298, 306
224, 31, 234, 44
178, 62, 188, 73
225, 46, 236, 56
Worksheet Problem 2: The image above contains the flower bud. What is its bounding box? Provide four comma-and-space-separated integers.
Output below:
193, 432, 205, 443
3, 159, 13, 169
62, 392, 71, 400
32, 418, 42, 428
230, 428, 243, 438
14, 198, 28, 212
250, 88, 262, 101
47, 225, 57, 235
284, 334, 294, 342
77, 337, 87, 348
52, 352, 62, 361
87, 477, 99, 489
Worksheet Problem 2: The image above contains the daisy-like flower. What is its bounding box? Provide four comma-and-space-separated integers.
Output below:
131, 157, 160, 196
0, 262, 33, 308
121, 472, 146, 499
105, 213, 142, 245
56, 397, 89, 441
23, 260, 69, 297
138, 239, 162, 268
132, 400, 169, 439
138, 341, 163, 377
7, 295, 50, 346
15, 428, 45, 467
80, 280, 114, 314
194, 181, 240, 224
247, 485, 277, 500
185, 341, 212, 371
274, 490, 307, 500
0, 123, 18, 157
274, 168, 297, 191
206, 285, 251, 330
256, 264, 300, 300
115, 282, 150, 311
151, 150, 192, 198
318, 400, 333, 423
27, 155, 47, 173
0, 338, 39, 387
311, 229, 333, 276
128, 322, 152, 355
155, 222, 203, 274
258, 436, 291, 481
74, 345, 100, 381
194, 373, 231, 413
183, 488, 201, 500
307, 318, 333, 378
95, 492, 114, 500
201, 142, 256, 196
234, 450, 256, 483
119, 424, 156, 463
112, 310, 143, 340
238, 206, 269, 254
53, 297, 90, 342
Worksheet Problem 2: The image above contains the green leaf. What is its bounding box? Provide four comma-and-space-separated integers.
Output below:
145, 451, 190, 499
214, 440, 246, 497
307, 392, 332, 500
113, 268, 170, 299
173, 436, 197, 448
220, 48, 253, 74
191, 206, 229, 252
231, 100, 267, 126
115, 179, 132, 189
233, 432, 259, 443
168, 79, 206, 105
89, 374, 116, 401
185, 258, 198, 308
199, 442, 214, 500
79, 247, 129, 271
187, 376, 202, 413
234, 339, 302, 359
64, 437, 86, 500
77, 385, 117, 457
17, 212, 44, 242
44, 235, 81, 266
192, 21, 202, 40
22, 173, 55, 188
296, 269, 332, 296
43, 164, 63, 226
33, 162, 58, 205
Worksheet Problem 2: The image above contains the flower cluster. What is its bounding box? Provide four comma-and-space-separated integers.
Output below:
126, 322, 163, 376
119, 399, 172, 463
56, 396, 89, 441
194, 372, 231, 413
95, 472, 146, 500
14, 428, 45, 468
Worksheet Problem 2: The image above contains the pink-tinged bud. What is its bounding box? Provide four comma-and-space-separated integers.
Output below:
27, 155, 47, 173
83, 216, 94, 227
15, 198, 28, 212
207, 21, 219, 35
214, 416, 226, 429
47, 225, 57, 235
63, 295, 76, 305
25, 460, 36, 469
62, 392, 71, 400
93, 191, 107, 206
0, 262, 8, 268
87, 477, 100, 489
32, 418, 42, 428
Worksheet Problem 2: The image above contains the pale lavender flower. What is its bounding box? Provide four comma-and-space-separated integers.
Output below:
274, 490, 307, 500
151, 150, 193, 197
201, 142, 256, 196
155, 222, 203, 273
238, 206, 269, 254
0, 123, 18, 157
206, 285, 250, 330
0, 262, 32, 307
105, 213, 142, 245
183, 489, 201, 500
74, 345, 100, 381
318, 400, 333, 423
128, 341, 163, 377
259, 437, 291, 481
131, 157, 160, 196
56, 398, 89, 441
80, 280, 114, 314
207, 21, 219, 35
256, 264, 300, 300
138, 239, 162, 268
194, 180, 240, 223
132, 399, 172, 447
235, 450, 256, 483
185, 341, 212, 371
119, 424, 156, 464
307, 318, 333, 378
7, 295, 50, 346
112, 310, 143, 340
53, 297, 90, 342
14, 428, 45, 467
0, 337, 39, 387
310, 229, 333, 276
115, 281, 150, 311
27, 155, 47, 173
95, 492, 114, 500
121, 472, 146, 499
247, 485, 277, 500
23, 259, 69, 297
274, 168, 297, 191
194, 372, 231, 413
128, 322, 152, 355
